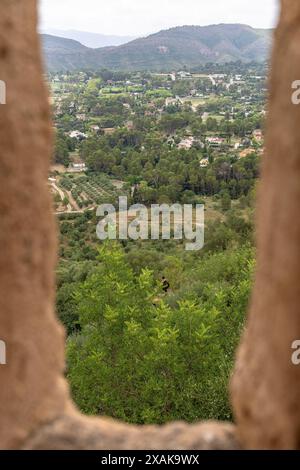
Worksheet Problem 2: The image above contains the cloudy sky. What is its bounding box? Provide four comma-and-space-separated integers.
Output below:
39, 0, 279, 36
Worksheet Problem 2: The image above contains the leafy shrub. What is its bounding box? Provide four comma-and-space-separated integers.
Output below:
67, 242, 253, 423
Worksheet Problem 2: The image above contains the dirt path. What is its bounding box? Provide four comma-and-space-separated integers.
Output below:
66, 190, 81, 212
50, 181, 72, 212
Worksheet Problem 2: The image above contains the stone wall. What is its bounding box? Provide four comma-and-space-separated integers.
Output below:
230, 0, 300, 449
0, 0, 299, 450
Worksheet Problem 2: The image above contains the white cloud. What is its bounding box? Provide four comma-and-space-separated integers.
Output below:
39, 0, 279, 36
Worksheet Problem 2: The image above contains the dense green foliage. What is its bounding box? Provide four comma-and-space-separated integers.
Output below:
67, 242, 253, 423
80, 134, 259, 204
57, 194, 255, 422
54, 131, 75, 166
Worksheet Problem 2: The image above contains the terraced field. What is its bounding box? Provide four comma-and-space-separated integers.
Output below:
57, 174, 127, 211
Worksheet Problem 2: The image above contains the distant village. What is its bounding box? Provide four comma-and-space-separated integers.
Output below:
48, 64, 265, 212
50, 68, 265, 161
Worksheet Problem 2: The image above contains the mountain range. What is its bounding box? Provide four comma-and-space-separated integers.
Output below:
42, 29, 136, 48
42, 24, 272, 72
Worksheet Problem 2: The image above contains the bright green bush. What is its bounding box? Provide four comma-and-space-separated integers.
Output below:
67, 242, 253, 424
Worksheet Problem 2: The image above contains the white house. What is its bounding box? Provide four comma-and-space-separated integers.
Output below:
69, 130, 87, 140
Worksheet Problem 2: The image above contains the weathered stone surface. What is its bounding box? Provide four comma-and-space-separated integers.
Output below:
231, 0, 300, 450
22, 412, 239, 450
0, 0, 68, 450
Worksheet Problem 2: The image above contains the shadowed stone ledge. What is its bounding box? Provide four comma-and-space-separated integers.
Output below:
22, 411, 239, 450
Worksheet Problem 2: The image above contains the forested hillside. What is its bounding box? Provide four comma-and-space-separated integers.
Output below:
43, 24, 271, 71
